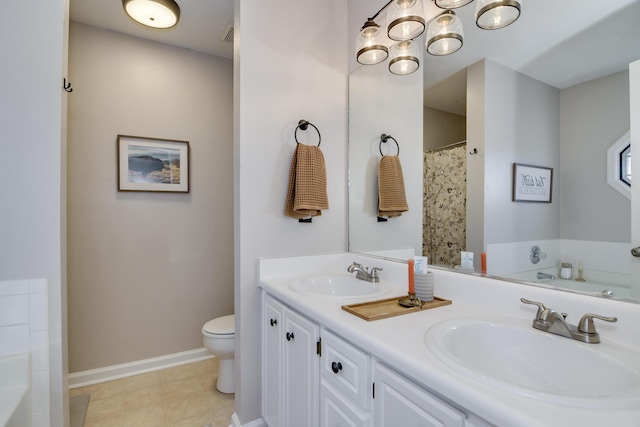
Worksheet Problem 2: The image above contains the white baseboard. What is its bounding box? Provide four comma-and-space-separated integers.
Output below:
69, 348, 213, 388
230, 413, 266, 427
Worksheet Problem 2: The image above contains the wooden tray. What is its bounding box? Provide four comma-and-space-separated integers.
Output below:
342, 296, 452, 321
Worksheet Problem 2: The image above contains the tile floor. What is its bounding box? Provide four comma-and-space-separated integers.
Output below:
69, 358, 235, 427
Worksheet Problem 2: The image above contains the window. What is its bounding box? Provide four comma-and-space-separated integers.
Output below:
620, 143, 631, 187
607, 130, 631, 200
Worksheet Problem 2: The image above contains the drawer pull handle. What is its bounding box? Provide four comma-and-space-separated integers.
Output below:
331, 361, 343, 374
286, 332, 294, 341
270, 318, 277, 327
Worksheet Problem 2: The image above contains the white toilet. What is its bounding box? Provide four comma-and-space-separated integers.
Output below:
202, 314, 235, 394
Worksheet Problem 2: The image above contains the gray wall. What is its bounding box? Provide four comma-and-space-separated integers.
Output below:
559, 70, 630, 242
423, 107, 466, 151
467, 61, 630, 270
234, 0, 348, 422
630, 60, 640, 299
465, 61, 486, 267
482, 60, 561, 245
466, 60, 561, 267
1, 1, 68, 425
348, 59, 424, 255
67, 23, 234, 372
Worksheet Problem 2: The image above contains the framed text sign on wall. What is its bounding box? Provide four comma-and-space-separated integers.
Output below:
512, 163, 553, 203
117, 135, 190, 193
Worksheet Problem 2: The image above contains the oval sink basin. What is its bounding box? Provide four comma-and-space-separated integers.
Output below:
289, 275, 392, 299
425, 318, 640, 408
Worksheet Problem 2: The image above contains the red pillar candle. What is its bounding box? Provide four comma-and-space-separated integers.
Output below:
408, 258, 415, 294
481, 252, 487, 274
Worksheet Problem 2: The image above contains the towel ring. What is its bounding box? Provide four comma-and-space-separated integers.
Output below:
295, 119, 321, 147
379, 134, 399, 156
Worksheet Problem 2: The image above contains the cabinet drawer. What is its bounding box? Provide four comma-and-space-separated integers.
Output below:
321, 328, 371, 411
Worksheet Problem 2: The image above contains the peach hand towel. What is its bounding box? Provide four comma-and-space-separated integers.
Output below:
378, 155, 408, 218
285, 144, 329, 219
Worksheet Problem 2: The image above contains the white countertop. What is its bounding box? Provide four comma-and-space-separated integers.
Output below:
259, 253, 640, 427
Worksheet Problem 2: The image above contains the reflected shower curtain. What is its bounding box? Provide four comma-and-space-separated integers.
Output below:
423, 144, 467, 267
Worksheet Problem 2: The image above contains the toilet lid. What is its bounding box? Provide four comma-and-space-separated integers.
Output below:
203, 314, 234, 335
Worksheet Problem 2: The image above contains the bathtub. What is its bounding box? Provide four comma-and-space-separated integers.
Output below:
506, 269, 631, 298
0, 353, 31, 427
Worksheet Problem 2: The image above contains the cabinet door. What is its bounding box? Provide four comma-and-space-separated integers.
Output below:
320, 383, 372, 427
374, 363, 465, 427
263, 295, 284, 427
284, 307, 320, 427
322, 328, 371, 411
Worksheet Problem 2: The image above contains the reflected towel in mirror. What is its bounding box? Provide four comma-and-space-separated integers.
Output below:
285, 144, 329, 219
378, 155, 408, 218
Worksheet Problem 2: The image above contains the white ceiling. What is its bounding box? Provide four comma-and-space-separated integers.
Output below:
422, 0, 640, 90
70, 0, 234, 59
71, 1, 640, 116
422, 0, 640, 115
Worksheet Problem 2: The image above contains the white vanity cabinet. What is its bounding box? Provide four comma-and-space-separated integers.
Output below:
263, 294, 320, 427
262, 292, 487, 427
320, 328, 372, 427
373, 363, 466, 427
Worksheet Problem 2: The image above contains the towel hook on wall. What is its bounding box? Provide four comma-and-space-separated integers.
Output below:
63, 78, 73, 93
295, 119, 321, 147
469, 148, 478, 155
379, 134, 400, 156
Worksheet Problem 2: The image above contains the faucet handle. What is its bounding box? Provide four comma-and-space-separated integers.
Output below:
577, 313, 618, 334
347, 262, 363, 273
520, 298, 547, 319
370, 267, 383, 279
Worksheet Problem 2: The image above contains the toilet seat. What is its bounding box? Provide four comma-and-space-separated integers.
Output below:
203, 314, 234, 336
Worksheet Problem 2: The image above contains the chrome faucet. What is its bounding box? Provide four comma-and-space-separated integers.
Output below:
537, 272, 556, 280
347, 262, 382, 283
521, 298, 617, 344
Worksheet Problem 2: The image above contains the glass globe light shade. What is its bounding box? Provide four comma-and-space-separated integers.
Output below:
388, 40, 420, 75
475, 0, 521, 30
426, 11, 464, 56
387, 0, 426, 41
356, 20, 389, 65
434, 0, 474, 9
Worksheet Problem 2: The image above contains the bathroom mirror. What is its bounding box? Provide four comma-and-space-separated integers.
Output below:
348, 0, 640, 302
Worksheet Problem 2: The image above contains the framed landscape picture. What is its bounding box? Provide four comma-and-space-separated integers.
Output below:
512, 163, 553, 203
117, 135, 190, 193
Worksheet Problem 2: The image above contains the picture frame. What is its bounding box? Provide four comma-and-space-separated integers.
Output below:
117, 135, 190, 193
512, 163, 553, 203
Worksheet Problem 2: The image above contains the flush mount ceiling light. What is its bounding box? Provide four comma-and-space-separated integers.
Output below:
426, 10, 463, 56
356, 19, 390, 65
122, 0, 181, 29
475, 0, 521, 30
356, 0, 521, 74
387, 0, 426, 41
